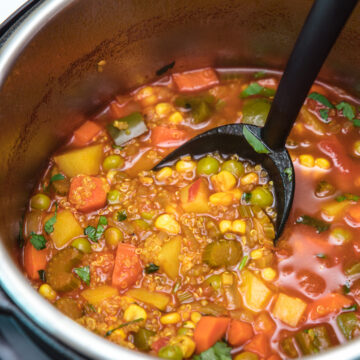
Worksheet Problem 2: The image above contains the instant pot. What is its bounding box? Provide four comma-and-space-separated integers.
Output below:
1, 0, 360, 359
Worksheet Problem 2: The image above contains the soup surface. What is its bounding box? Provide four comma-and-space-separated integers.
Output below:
21, 68, 360, 359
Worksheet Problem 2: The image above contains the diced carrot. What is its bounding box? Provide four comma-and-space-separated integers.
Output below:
308, 293, 353, 320
72, 121, 102, 147
68, 175, 107, 213
194, 316, 230, 353
347, 204, 360, 223
172, 68, 219, 93
24, 241, 48, 280
109, 98, 140, 119
254, 312, 276, 337
151, 126, 188, 147
267, 354, 282, 360
244, 333, 271, 359
112, 244, 142, 290
227, 319, 254, 346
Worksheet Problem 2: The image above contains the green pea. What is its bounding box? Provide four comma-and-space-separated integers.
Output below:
205, 274, 222, 290
71, 238, 92, 254
107, 189, 121, 204
102, 155, 124, 171
221, 160, 244, 177
30, 194, 51, 211
196, 156, 219, 175
158, 345, 183, 360
104, 227, 123, 247
242, 98, 271, 127
250, 187, 274, 208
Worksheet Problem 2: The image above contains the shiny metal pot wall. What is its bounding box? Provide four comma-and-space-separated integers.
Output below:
0, 0, 360, 358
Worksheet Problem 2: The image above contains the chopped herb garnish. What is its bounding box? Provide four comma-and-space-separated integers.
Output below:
240, 82, 275, 98
284, 167, 293, 182
38, 270, 46, 282
308, 92, 334, 108
352, 119, 360, 127
343, 304, 358, 312
193, 341, 232, 360
239, 255, 248, 271
316, 253, 326, 259
336, 101, 355, 121
343, 282, 351, 294
243, 126, 269, 154
98, 215, 108, 226
105, 318, 144, 337
117, 210, 127, 221
296, 215, 330, 233
44, 202, 58, 234
242, 192, 252, 203
50, 173, 65, 184
336, 193, 359, 202
319, 108, 330, 122
74, 265, 90, 285
84, 226, 97, 241
145, 263, 159, 274
30, 232, 46, 250
254, 71, 266, 79
84, 216, 108, 242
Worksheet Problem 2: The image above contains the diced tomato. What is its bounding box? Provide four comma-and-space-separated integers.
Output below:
244, 333, 271, 359
68, 175, 107, 213
188, 178, 202, 202
151, 126, 188, 147
172, 68, 219, 93
24, 241, 48, 280
308, 293, 353, 320
194, 316, 230, 353
112, 244, 142, 290
72, 121, 102, 147
227, 320, 254, 346
151, 337, 169, 353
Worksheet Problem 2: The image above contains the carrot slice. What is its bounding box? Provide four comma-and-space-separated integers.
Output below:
151, 126, 188, 147
194, 316, 230, 353
254, 312, 276, 337
308, 293, 353, 320
227, 319, 254, 346
24, 241, 48, 280
68, 175, 107, 213
112, 244, 142, 290
244, 333, 271, 358
172, 68, 219, 93
347, 204, 360, 223
72, 121, 102, 147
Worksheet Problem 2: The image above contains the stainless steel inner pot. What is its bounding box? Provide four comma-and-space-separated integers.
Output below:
1, 0, 360, 358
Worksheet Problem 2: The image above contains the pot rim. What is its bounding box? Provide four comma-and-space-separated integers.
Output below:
0, 1, 360, 359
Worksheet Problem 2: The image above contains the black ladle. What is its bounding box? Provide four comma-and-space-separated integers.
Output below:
154, 0, 358, 240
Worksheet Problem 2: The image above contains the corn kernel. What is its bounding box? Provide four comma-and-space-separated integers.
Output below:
209, 192, 233, 206
171, 335, 196, 358
155, 102, 173, 116
165, 204, 178, 215
111, 329, 126, 339
211, 170, 236, 192
176, 160, 196, 173
299, 154, 315, 168
241, 172, 259, 186
190, 312, 202, 323
228, 188, 242, 201
168, 111, 184, 124
123, 304, 147, 322
315, 157, 331, 170
232, 220, 246, 234
155, 214, 180, 234
219, 220, 232, 233
183, 321, 195, 329
261, 267, 277, 281
250, 248, 264, 260
221, 272, 234, 286
160, 312, 181, 324
156, 166, 173, 181
136, 86, 154, 99
39, 284, 57, 301
141, 95, 157, 107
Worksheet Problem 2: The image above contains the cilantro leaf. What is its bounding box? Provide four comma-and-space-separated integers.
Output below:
284, 167, 293, 182
319, 108, 330, 122
38, 270, 46, 282
336, 101, 355, 121
352, 119, 360, 127
74, 265, 90, 285
30, 232, 46, 250
44, 203, 58, 234
308, 92, 334, 108
117, 210, 127, 221
145, 263, 159, 274
336, 193, 359, 202
240, 82, 275, 98
84, 216, 108, 242
50, 173, 65, 184
98, 215, 108, 226
343, 282, 351, 294
243, 127, 269, 154
105, 318, 144, 337
242, 192, 252, 202
343, 304, 358, 312
239, 255, 248, 271
193, 342, 232, 360
296, 215, 330, 233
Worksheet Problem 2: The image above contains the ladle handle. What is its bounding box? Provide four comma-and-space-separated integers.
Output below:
262, 0, 358, 151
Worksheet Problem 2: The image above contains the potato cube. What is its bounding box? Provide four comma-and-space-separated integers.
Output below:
272, 293, 307, 327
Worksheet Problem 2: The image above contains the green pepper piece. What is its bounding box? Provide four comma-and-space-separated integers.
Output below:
203, 239, 242, 268
295, 326, 332, 355
280, 337, 299, 359
133, 328, 155, 351
337, 312, 360, 340
174, 95, 215, 124
242, 98, 271, 127
345, 262, 360, 275
107, 112, 148, 146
